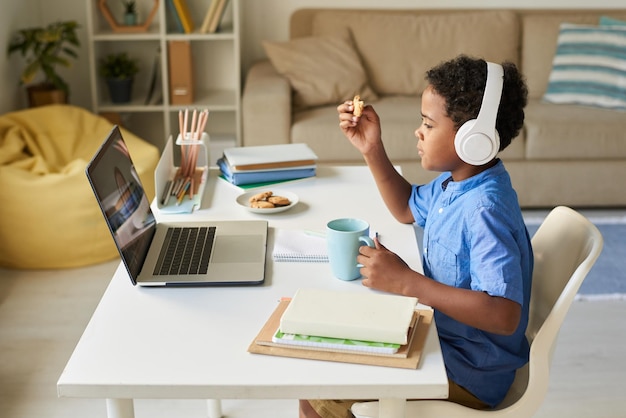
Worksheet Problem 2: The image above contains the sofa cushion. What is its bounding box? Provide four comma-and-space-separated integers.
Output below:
498, 132, 526, 161
521, 13, 626, 99
524, 99, 626, 160
262, 35, 378, 110
600, 16, 626, 26
543, 23, 626, 110
311, 10, 519, 96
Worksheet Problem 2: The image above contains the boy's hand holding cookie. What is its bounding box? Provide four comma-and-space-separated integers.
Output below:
337, 95, 383, 156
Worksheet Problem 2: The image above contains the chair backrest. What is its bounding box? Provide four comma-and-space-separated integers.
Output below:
499, 206, 603, 411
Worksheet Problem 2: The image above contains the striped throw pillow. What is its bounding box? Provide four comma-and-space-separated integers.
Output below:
543, 23, 626, 110
600, 16, 626, 27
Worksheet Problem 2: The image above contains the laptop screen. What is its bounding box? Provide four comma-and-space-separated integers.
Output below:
86, 126, 156, 282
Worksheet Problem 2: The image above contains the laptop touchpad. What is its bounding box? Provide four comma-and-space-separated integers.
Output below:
211, 235, 265, 263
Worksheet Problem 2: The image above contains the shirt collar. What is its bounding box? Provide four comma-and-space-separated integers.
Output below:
441, 159, 505, 193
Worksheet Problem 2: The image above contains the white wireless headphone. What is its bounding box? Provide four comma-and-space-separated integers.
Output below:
454, 61, 504, 166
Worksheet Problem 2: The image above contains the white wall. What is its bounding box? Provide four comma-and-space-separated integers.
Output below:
1, 0, 40, 114
2, 0, 625, 115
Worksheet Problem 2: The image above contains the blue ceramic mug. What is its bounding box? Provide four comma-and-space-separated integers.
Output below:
326, 218, 375, 281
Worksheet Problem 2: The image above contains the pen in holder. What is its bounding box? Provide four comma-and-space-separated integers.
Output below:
155, 109, 210, 212
172, 108, 208, 205
172, 131, 209, 205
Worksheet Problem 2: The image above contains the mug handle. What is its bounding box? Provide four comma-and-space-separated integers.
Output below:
359, 235, 375, 248
356, 235, 376, 268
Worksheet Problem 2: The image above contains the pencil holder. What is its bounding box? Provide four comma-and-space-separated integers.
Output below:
154, 133, 209, 213
176, 131, 210, 176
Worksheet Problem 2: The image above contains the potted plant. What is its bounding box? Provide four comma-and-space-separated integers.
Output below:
7, 20, 80, 107
122, 0, 137, 25
99, 52, 140, 104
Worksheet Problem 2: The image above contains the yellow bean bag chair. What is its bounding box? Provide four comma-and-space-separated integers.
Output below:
0, 105, 160, 269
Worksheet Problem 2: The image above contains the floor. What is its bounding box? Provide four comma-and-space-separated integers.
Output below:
1, 209, 625, 418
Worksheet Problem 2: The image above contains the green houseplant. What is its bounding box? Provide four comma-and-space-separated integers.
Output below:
7, 20, 80, 106
121, 0, 137, 25
99, 52, 140, 104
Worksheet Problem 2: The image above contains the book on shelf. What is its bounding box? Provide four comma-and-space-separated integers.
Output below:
280, 288, 418, 345
207, 0, 230, 33
172, 0, 195, 34
222, 143, 318, 172
167, 40, 194, 105
200, 0, 221, 33
166, 0, 184, 33
272, 229, 328, 263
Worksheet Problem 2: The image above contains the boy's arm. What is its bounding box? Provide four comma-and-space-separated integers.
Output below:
338, 101, 414, 223
359, 242, 522, 335
410, 277, 522, 335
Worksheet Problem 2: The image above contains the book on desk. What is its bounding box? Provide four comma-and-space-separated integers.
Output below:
249, 288, 433, 369
218, 143, 318, 186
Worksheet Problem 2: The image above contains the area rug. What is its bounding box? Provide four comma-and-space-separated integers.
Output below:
525, 217, 626, 301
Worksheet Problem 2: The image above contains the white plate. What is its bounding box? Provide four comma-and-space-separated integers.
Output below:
236, 189, 299, 214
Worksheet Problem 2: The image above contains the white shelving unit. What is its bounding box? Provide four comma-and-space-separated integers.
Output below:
85, 0, 241, 150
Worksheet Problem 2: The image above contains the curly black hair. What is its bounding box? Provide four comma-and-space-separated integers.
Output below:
425, 55, 528, 151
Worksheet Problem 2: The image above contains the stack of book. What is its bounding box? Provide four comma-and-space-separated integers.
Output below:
217, 143, 318, 187
248, 288, 430, 369
277, 289, 418, 354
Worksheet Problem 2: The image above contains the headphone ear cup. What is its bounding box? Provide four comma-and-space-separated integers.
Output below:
454, 119, 500, 165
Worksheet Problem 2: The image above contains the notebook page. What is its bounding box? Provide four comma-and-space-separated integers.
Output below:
273, 229, 328, 262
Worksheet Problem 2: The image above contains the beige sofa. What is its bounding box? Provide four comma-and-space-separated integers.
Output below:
242, 9, 626, 208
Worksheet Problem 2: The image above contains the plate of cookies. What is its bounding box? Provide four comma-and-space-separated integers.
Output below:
236, 189, 299, 214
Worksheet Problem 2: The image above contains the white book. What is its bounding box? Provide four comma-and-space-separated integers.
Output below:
280, 288, 418, 345
223, 143, 318, 171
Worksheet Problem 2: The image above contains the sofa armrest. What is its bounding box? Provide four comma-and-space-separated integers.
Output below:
242, 60, 292, 146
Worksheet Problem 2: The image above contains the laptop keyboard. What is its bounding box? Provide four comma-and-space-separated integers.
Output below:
153, 227, 216, 275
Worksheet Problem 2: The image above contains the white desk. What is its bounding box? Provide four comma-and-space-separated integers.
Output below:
57, 166, 448, 418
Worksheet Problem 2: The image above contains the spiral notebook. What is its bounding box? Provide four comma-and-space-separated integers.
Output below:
272, 229, 328, 262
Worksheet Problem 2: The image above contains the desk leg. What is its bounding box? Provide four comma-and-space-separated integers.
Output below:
379, 398, 406, 418
207, 399, 222, 418
106, 399, 134, 418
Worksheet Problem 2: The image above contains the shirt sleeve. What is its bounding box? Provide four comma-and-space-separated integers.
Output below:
466, 207, 525, 305
408, 173, 448, 228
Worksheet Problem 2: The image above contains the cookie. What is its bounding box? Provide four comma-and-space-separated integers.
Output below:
353, 94, 364, 117
251, 200, 275, 209
268, 196, 291, 206
249, 190, 273, 203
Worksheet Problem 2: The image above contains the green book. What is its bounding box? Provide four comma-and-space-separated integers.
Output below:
272, 329, 401, 355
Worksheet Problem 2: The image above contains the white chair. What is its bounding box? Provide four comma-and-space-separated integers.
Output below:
352, 206, 603, 418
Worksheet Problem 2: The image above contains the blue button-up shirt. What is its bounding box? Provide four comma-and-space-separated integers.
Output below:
408, 160, 533, 407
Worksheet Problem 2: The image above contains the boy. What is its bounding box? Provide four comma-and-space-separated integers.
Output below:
300, 55, 533, 418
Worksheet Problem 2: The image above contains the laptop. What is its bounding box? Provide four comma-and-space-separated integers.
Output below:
86, 126, 268, 286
